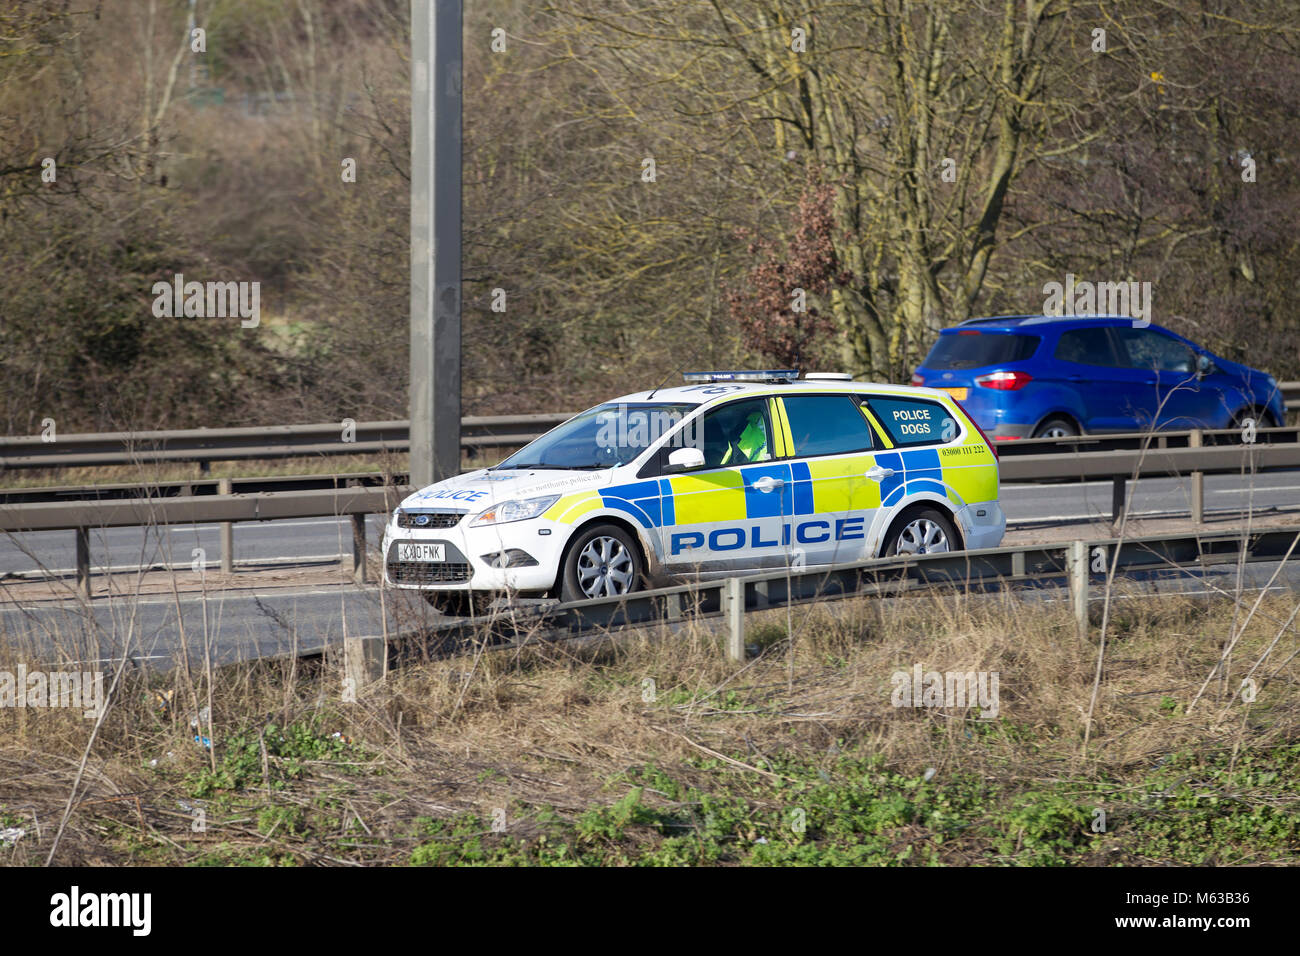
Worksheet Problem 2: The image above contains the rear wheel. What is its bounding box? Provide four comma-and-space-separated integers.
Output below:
1033, 416, 1079, 439
560, 524, 645, 602
883, 507, 960, 557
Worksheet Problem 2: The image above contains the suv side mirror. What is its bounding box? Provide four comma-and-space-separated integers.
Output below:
663, 446, 705, 473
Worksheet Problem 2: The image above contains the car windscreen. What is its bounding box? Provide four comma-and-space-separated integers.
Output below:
923, 331, 1040, 370
493, 402, 699, 470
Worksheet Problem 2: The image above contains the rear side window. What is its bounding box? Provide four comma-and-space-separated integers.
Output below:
781, 395, 874, 457
1114, 328, 1194, 373
1054, 328, 1121, 366
864, 396, 959, 447
924, 332, 1039, 370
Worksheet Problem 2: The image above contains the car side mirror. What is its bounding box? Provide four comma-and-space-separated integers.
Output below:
1196, 353, 1214, 378
663, 446, 705, 473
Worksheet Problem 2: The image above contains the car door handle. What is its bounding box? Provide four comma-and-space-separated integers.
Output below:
866, 466, 895, 482
1067, 375, 1084, 383
751, 476, 784, 493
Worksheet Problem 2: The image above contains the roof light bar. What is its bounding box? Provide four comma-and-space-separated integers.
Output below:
682, 370, 800, 384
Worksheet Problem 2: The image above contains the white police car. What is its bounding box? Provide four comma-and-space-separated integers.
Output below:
383, 371, 1005, 612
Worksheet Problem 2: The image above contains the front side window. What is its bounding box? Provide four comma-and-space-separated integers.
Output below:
781, 395, 874, 457
864, 396, 958, 447
1115, 328, 1193, 373
699, 398, 773, 468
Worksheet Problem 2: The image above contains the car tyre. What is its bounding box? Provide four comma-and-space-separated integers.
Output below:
1033, 416, 1080, 439
883, 507, 961, 557
560, 523, 645, 602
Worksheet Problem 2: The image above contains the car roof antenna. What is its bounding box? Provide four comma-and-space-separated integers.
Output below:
646, 350, 706, 401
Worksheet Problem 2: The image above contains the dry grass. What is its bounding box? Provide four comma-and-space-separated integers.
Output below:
2, 573, 1297, 866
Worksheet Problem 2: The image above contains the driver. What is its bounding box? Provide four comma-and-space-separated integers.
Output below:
720, 410, 770, 465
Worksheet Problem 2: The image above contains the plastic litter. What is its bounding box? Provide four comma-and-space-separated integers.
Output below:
0, 827, 23, 848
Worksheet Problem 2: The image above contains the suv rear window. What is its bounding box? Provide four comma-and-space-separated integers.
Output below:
924, 332, 1039, 370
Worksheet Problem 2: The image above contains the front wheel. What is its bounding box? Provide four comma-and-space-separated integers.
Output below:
883, 508, 960, 557
560, 524, 645, 602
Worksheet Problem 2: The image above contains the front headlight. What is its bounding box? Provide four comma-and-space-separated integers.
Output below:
470, 495, 561, 527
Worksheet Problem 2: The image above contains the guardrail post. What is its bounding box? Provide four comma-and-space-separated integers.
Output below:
725, 577, 745, 662
343, 635, 385, 694
1189, 430, 1204, 525
75, 526, 90, 599
1110, 476, 1126, 526
218, 478, 234, 573
350, 514, 367, 584
1066, 540, 1088, 637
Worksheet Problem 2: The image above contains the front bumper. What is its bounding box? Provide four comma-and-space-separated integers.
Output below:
381, 516, 569, 593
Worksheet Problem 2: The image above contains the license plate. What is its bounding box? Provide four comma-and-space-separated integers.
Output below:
939, 387, 968, 400
397, 542, 445, 563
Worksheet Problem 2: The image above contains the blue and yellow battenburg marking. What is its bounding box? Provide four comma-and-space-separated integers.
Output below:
540, 395, 997, 553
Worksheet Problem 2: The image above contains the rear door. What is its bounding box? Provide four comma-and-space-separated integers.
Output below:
1050, 326, 1153, 430
775, 393, 882, 566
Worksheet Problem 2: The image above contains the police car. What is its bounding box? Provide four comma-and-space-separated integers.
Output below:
383, 371, 1005, 612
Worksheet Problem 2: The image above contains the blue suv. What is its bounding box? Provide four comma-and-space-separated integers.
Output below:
910, 315, 1284, 439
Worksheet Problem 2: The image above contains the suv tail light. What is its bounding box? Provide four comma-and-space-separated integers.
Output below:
975, 370, 1032, 390
910, 372, 924, 386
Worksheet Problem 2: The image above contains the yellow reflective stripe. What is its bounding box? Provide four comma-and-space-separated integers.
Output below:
544, 493, 604, 524
769, 397, 794, 458
805, 455, 882, 512
859, 406, 894, 449
670, 471, 746, 523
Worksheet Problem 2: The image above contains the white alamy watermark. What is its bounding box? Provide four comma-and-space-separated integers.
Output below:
594, 405, 703, 452
891, 664, 999, 719
50, 886, 151, 936
1042, 273, 1151, 327
0, 666, 103, 718
151, 273, 260, 328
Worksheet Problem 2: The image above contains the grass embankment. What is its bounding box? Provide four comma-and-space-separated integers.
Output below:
1, 582, 1297, 866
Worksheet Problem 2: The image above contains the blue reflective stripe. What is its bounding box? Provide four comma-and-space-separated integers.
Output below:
599, 496, 657, 529
903, 447, 942, 484
658, 479, 675, 525
875, 451, 904, 502
790, 461, 815, 515
742, 463, 793, 519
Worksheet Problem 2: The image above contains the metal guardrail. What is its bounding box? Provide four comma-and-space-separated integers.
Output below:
0, 484, 410, 595
3, 439, 1296, 599
0, 414, 573, 470
338, 526, 1300, 685
2, 382, 1296, 471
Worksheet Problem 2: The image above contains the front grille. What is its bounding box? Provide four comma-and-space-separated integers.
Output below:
388, 561, 472, 584
397, 510, 464, 529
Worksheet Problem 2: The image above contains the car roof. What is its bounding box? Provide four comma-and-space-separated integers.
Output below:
610, 380, 955, 406
950, 314, 1152, 332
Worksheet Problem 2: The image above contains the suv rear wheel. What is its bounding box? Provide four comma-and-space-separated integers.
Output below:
1033, 416, 1079, 439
